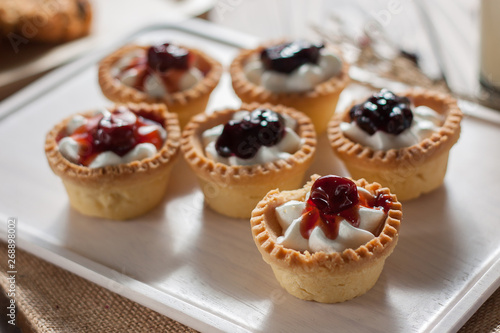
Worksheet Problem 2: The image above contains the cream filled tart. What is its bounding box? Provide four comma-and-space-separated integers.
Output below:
45, 103, 180, 220
328, 88, 463, 201
250, 174, 402, 303
230, 40, 350, 134
181, 102, 316, 218
98, 42, 223, 128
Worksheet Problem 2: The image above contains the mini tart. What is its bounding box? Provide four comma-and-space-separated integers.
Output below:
45, 103, 181, 220
250, 175, 402, 303
229, 42, 350, 134
181, 102, 316, 219
98, 44, 223, 128
328, 88, 463, 201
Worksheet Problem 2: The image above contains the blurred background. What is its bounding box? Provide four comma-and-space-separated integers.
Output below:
1, 0, 497, 108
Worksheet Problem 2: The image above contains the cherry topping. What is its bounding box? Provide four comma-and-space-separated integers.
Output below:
349, 89, 413, 135
309, 175, 359, 214
215, 108, 286, 159
59, 107, 165, 167
147, 43, 192, 72
260, 40, 324, 74
93, 109, 137, 156
300, 176, 359, 240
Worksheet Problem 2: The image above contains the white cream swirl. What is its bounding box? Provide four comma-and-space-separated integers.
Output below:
244, 49, 342, 93
201, 111, 302, 166
341, 105, 443, 150
112, 49, 203, 98
275, 188, 386, 253
58, 108, 167, 168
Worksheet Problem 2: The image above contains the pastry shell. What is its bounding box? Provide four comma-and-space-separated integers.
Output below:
44, 103, 181, 220
98, 44, 223, 128
250, 175, 402, 303
328, 88, 463, 201
229, 42, 350, 134
181, 102, 316, 218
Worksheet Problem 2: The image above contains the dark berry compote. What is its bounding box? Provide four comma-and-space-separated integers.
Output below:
349, 89, 413, 135
215, 108, 286, 159
260, 40, 324, 74
300, 175, 392, 240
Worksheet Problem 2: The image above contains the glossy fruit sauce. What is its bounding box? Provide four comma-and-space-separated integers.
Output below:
57, 107, 165, 166
300, 175, 392, 240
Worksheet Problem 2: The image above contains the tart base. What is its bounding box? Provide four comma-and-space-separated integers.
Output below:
328, 88, 463, 201
45, 103, 181, 220
62, 164, 174, 220
230, 46, 350, 135
346, 150, 450, 201
98, 45, 223, 128
196, 171, 307, 219
269, 255, 386, 303
167, 92, 211, 129
250, 176, 402, 303
181, 103, 317, 219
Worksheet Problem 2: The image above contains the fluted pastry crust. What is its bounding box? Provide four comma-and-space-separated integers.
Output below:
327, 88, 463, 200
45, 103, 180, 185
181, 102, 316, 218
44, 103, 180, 220
98, 44, 223, 126
250, 175, 402, 302
229, 41, 350, 134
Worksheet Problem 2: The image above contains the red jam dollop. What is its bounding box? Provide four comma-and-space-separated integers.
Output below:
260, 40, 324, 74
300, 175, 392, 240
116, 42, 198, 93
215, 108, 286, 159
57, 107, 165, 166
147, 43, 193, 72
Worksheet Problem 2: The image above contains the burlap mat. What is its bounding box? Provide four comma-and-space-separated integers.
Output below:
0, 241, 498, 333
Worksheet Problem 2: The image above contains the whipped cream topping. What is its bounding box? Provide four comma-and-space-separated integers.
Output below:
244, 49, 342, 93
201, 111, 302, 166
341, 105, 443, 150
58, 108, 167, 168
112, 49, 203, 98
275, 187, 386, 253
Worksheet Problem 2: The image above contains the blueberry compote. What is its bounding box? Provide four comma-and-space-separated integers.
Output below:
215, 108, 286, 159
260, 40, 324, 74
58, 107, 165, 167
300, 175, 392, 240
349, 89, 413, 135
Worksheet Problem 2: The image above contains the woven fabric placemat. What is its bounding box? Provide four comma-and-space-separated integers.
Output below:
0, 242, 198, 333
0, 241, 498, 333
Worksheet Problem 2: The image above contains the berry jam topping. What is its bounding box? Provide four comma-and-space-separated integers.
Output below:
260, 40, 324, 74
147, 43, 193, 72
349, 89, 413, 135
59, 107, 165, 166
215, 108, 286, 159
300, 175, 391, 240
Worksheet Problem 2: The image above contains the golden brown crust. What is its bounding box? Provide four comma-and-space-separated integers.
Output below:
229, 41, 350, 104
327, 88, 463, 170
250, 175, 402, 273
44, 103, 181, 186
0, 0, 92, 43
180, 102, 316, 186
98, 44, 223, 110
